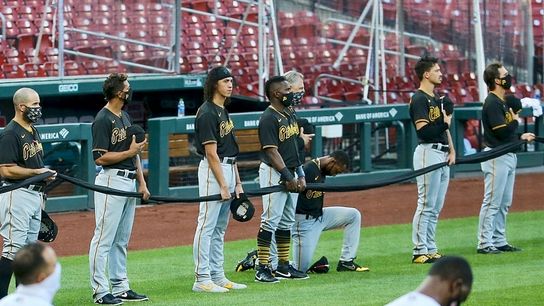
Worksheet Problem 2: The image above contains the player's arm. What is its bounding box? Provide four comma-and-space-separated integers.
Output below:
446, 129, 456, 165
0, 132, 55, 180
134, 154, 150, 200
204, 142, 231, 201
233, 163, 243, 198
411, 95, 450, 141
487, 104, 520, 141
93, 136, 145, 166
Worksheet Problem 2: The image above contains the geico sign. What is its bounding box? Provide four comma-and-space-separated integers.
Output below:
58, 84, 79, 93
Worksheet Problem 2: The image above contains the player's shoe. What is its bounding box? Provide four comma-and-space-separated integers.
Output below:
336, 260, 370, 272
412, 254, 436, 264
192, 281, 230, 293
215, 279, 247, 290
496, 244, 522, 252
95, 293, 123, 305
235, 250, 257, 272
255, 264, 279, 283
275, 263, 309, 280
115, 290, 148, 302
476, 246, 502, 254
428, 252, 443, 259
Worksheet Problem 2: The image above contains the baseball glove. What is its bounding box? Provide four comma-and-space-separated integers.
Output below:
38, 210, 58, 243
307, 256, 330, 274
235, 250, 257, 272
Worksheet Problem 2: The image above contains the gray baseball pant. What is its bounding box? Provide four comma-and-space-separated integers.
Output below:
193, 159, 235, 284
412, 144, 450, 255
477, 152, 517, 249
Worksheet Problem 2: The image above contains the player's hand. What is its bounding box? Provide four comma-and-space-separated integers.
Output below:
138, 184, 151, 201
442, 109, 452, 127
300, 127, 315, 151
447, 149, 456, 165
37, 168, 57, 182
285, 179, 299, 193
509, 108, 520, 121
129, 135, 147, 157
297, 176, 306, 192
235, 183, 244, 198
521, 132, 535, 142
220, 185, 231, 201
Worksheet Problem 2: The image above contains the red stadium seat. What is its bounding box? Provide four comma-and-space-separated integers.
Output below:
23, 63, 46, 77
2, 63, 25, 78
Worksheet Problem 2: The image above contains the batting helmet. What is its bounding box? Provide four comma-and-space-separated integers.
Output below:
38, 210, 58, 243
230, 193, 255, 222
505, 95, 522, 114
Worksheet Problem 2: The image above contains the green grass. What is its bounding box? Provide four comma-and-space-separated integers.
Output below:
51, 211, 544, 306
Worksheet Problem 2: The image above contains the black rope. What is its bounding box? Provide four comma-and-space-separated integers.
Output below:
0, 139, 538, 204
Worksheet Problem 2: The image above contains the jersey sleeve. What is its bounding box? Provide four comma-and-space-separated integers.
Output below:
486, 102, 508, 130
92, 117, 112, 152
410, 94, 430, 125
195, 111, 219, 145
258, 114, 279, 149
303, 162, 321, 182
0, 131, 20, 165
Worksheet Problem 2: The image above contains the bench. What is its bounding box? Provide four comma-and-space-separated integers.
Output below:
142, 130, 262, 184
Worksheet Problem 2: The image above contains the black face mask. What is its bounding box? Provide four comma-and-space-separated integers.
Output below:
280, 92, 295, 107
23, 105, 42, 123
121, 88, 133, 106
498, 74, 512, 89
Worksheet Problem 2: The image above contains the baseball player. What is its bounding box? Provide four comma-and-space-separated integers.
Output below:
0, 88, 56, 298
89, 73, 150, 305
192, 66, 246, 293
386, 256, 473, 306
255, 76, 308, 283
292, 150, 369, 273
476, 63, 535, 254
409, 56, 456, 264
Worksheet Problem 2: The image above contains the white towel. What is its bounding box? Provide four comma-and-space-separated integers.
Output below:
520, 98, 543, 117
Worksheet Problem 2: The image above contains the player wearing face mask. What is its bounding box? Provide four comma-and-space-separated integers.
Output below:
0, 242, 61, 306
255, 76, 309, 283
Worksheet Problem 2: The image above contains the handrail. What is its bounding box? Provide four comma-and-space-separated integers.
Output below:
180, 7, 259, 27
313, 73, 370, 104
325, 17, 436, 44
0, 13, 6, 42
65, 27, 171, 51
326, 38, 420, 59
63, 50, 173, 74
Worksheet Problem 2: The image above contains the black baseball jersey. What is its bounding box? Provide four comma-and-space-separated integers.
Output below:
409, 90, 448, 144
482, 93, 518, 148
296, 159, 324, 218
259, 106, 301, 168
194, 101, 239, 158
0, 120, 45, 183
92, 108, 136, 170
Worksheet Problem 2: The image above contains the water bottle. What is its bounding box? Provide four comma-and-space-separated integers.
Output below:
177, 98, 185, 117
534, 89, 541, 101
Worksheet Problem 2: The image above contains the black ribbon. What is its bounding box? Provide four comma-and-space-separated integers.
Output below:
0, 139, 538, 203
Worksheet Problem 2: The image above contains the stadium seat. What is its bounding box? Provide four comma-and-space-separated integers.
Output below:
3, 63, 25, 78
23, 63, 46, 77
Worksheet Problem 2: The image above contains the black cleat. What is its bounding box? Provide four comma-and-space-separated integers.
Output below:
255, 264, 279, 283
275, 263, 309, 280
115, 290, 148, 302
477, 246, 502, 254
496, 244, 522, 252
337, 260, 370, 272
95, 294, 123, 305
